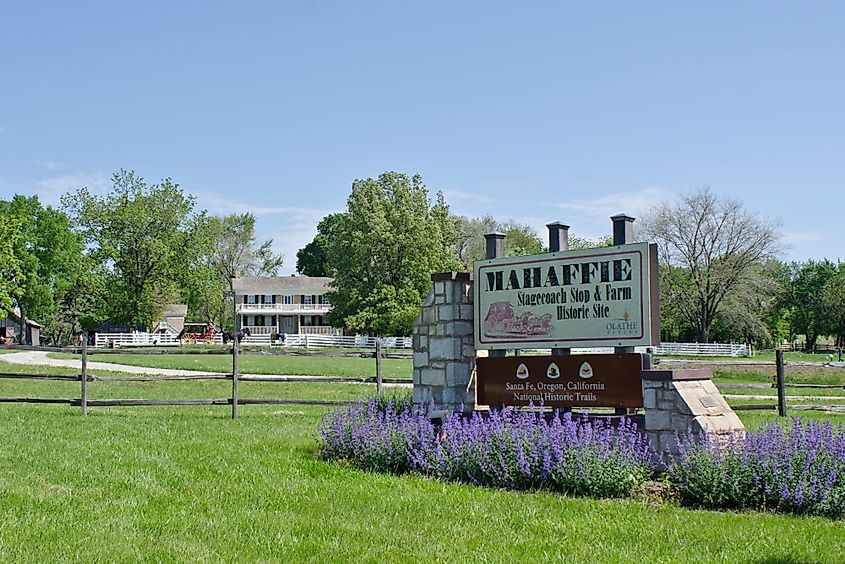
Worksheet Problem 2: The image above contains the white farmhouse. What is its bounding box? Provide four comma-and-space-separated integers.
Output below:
233, 275, 339, 336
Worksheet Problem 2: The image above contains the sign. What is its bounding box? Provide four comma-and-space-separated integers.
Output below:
474, 242, 659, 349
476, 354, 645, 408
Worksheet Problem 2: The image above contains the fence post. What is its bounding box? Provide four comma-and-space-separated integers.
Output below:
548, 222, 571, 358
375, 338, 383, 396
611, 213, 635, 416
484, 231, 507, 360
776, 349, 787, 417
232, 334, 239, 420
81, 333, 88, 416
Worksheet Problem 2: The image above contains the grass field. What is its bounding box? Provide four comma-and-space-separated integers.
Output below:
48, 351, 412, 380
2, 354, 845, 562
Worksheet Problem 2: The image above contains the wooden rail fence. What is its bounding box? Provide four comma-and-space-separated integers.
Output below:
0, 336, 393, 418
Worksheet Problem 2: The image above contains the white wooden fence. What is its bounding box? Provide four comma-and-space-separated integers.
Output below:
94, 332, 750, 356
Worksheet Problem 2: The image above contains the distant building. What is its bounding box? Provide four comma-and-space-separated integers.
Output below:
155, 304, 188, 335
233, 275, 339, 335
97, 304, 188, 335
0, 310, 41, 345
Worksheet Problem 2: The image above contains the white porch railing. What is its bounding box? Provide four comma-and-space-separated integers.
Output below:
300, 326, 342, 335
239, 303, 330, 313
241, 325, 340, 336
241, 326, 275, 335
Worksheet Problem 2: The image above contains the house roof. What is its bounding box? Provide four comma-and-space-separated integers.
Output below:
162, 304, 188, 317
7, 309, 41, 328
232, 275, 333, 295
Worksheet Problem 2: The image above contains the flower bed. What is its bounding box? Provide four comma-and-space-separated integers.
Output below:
668, 418, 845, 518
318, 398, 653, 498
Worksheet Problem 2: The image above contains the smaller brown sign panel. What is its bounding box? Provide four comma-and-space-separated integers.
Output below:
476, 354, 644, 409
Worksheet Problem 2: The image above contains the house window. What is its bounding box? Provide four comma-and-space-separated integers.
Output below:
303, 295, 313, 306
263, 294, 274, 305
246, 295, 257, 305
282, 295, 292, 305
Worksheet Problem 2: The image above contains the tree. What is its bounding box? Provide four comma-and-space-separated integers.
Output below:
296, 213, 344, 277
451, 215, 544, 269
191, 213, 284, 328
326, 172, 460, 335
641, 186, 781, 343
820, 262, 845, 347
0, 215, 22, 315
0, 195, 84, 344
62, 170, 207, 331
789, 259, 837, 350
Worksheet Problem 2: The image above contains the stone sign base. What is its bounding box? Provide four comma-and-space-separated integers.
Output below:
642, 369, 745, 457
412, 272, 475, 414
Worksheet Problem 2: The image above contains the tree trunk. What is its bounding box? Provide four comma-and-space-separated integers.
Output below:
806, 331, 818, 352
18, 301, 29, 345
698, 320, 710, 344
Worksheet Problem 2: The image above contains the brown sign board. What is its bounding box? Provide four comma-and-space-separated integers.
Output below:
476, 354, 645, 409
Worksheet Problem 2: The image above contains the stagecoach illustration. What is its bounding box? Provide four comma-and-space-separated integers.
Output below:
482, 301, 554, 338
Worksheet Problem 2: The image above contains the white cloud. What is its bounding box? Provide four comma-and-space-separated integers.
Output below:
548, 186, 673, 219
192, 190, 334, 223
442, 189, 493, 205
31, 159, 64, 171
31, 172, 110, 205
782, 231, 823, 245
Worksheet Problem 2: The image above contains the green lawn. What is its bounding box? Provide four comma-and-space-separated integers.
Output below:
49, 351, 413, 380
2, 404, 844, 561
1, 357, 845, 561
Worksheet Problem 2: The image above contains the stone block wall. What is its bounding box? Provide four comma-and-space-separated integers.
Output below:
642, 369, 745, 458
412, 272, 475, 414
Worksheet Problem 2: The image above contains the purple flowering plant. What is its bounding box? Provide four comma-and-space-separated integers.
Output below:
317, 398, 653, 499
668, 418, 845, 518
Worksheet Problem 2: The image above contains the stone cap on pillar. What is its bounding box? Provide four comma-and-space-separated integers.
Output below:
484, 231, 506, 260
610, 214, 636, 246
431, 272, 473, 282
641, 369, 714, 381
546, 222, 570, 253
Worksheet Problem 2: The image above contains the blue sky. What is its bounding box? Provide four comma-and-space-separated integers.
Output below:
2, 1, 843, 272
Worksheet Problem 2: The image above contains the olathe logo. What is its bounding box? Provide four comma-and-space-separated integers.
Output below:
516, 363, 529, 380
605, 317, 639, 336
546, 362, 560, 379
578, 362, 594, 379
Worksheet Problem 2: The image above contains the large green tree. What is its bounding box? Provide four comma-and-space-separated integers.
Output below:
789, 259, 837, 350
0, 195, 84, 344
820, 262, 845, 347
296, 213, 344, 277
326, 172, 460, 335
62, 170, 208, 331
0, 214, 23, 315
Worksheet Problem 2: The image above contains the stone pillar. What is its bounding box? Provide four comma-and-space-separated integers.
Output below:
412, 272, 475, 415
641, 369, 745, 459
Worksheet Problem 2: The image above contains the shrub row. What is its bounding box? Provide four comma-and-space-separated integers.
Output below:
318, 398, 653, 499
318, 400, 845, 518
669, 418, 845, 518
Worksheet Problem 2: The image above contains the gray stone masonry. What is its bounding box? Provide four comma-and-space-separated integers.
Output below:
642, 369, 745, 461
412, 272, 475, 414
